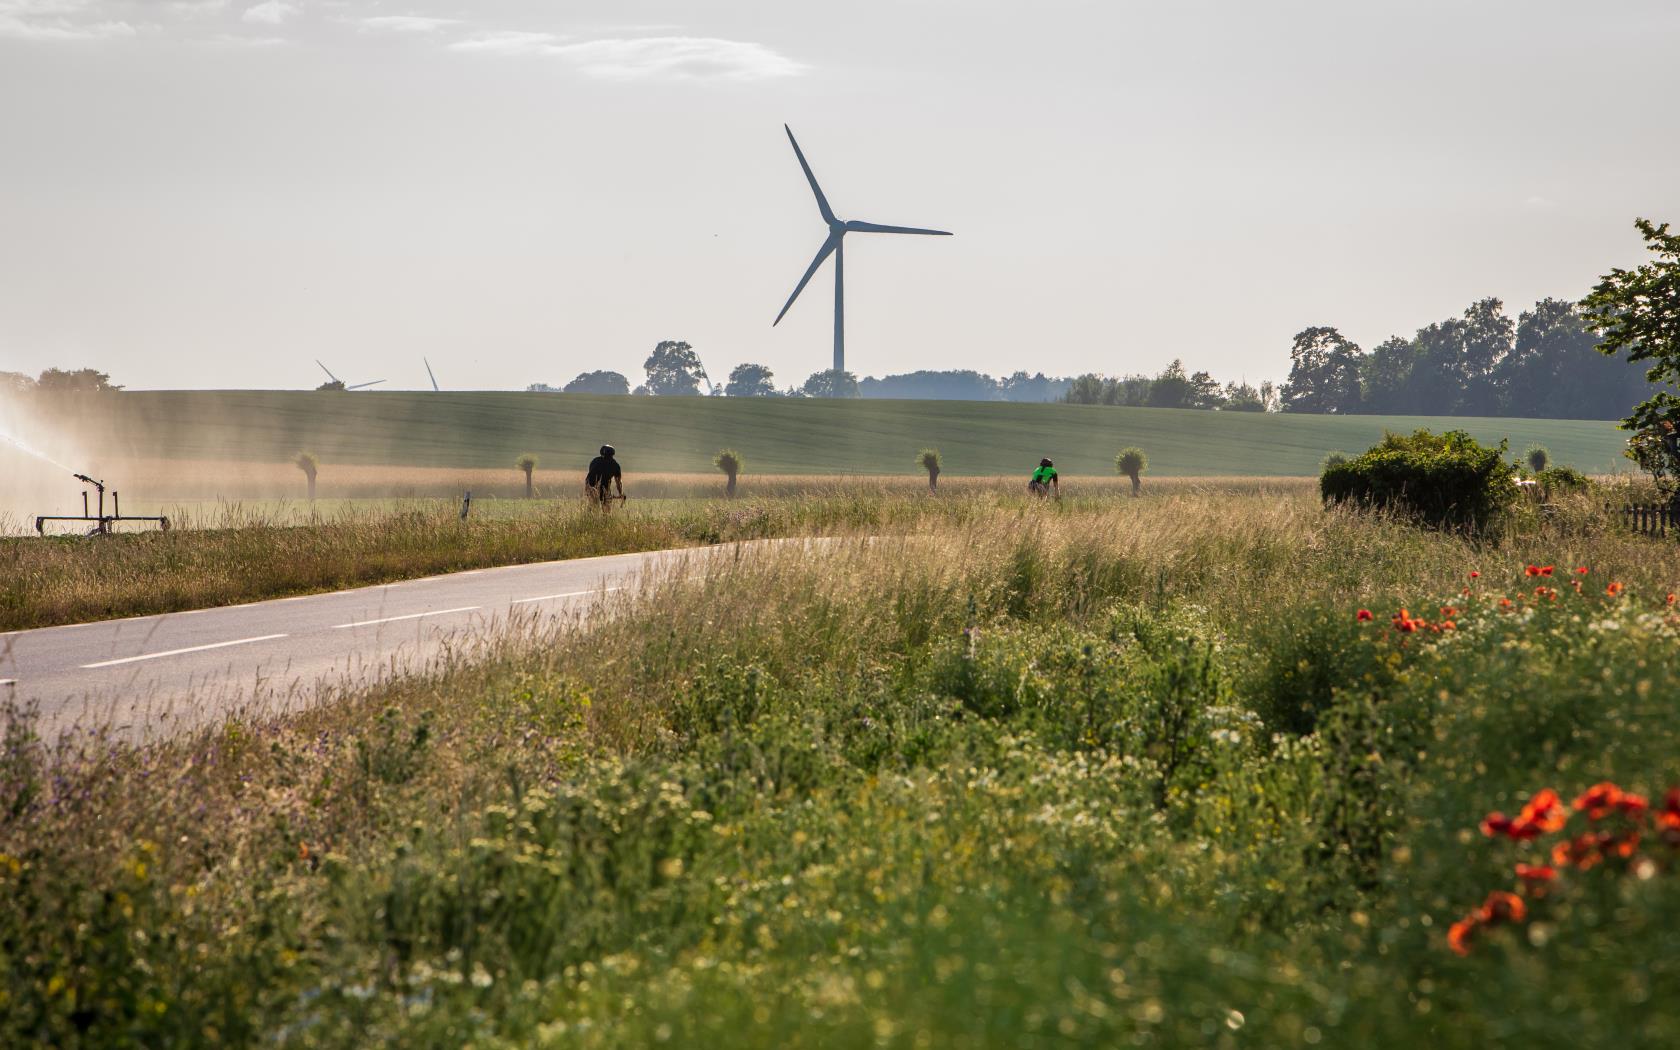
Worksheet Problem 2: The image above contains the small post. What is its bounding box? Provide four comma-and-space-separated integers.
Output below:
460, 491, 472, 520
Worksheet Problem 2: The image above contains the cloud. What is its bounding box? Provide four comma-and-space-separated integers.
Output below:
241, 0, 295, 26
0, 2, 136, 41
554, 36, 806, 81
447, 29, 558, 55
359, 14, 457, 34
451, 30, 806, 81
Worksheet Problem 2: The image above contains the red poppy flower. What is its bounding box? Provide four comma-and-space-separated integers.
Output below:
1610, 830, 1642, 859
1539, 566, 1555, 577
1480, 811, 1515, 838
1525, 565, 1541, 577
1658, 788, 1680, 832
1440, 606, 1460, 618
1607, 582, 1625, 597
1515, 862, 1556, 885
1668, 593, 1677, 607
1477, 890, 1527, 925
1356, 609, 1374, 622
1517, 789, 1567, 833
1552, 832, 1609, 870
1576, 567, 1589, 575
1499, 598, 1515, 610
1469, 571, 1481, 579
1574, 782, 1628, 820
1447, 917, 1478, 955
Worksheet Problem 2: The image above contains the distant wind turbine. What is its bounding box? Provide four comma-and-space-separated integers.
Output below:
315, 360, 384, 390
773, 125, 951, 374
424, 357, 440, 392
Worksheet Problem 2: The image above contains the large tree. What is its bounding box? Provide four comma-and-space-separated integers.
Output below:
1280, 327, 1362, 413
802, 369, 860, 398
724, 363, 777, 398
1582, 218, 1680, 487
1146, 359, 1195, 409
34, 367, 120, 393
642, 341, 705, 396
564, 370, 630, 395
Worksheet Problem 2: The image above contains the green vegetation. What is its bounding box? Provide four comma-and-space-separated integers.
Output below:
7, 487, 1680, 1046
1321, 429, 1518, 531
1525, 444, 1551, 473
517, 453, 538, 499
31, 390, 1631, 477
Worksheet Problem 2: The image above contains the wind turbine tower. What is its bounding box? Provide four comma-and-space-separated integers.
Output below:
773, 125, 951, 374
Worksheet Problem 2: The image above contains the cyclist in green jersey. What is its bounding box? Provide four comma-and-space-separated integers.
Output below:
1028, 458, 1059, 498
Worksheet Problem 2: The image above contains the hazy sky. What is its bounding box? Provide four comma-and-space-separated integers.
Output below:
2, 0, 1677, 392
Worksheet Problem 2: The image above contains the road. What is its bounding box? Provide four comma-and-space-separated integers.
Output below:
0, 545, 721, 741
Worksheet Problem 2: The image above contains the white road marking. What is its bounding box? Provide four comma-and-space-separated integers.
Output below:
331, 606, 481, 629
81, 634, 290, 669
512, 586, 622, 605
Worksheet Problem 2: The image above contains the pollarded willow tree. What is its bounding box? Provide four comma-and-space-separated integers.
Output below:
918, 448, 942, 492
714, 449, 742, 498
1116, 447, 1147, 496
516, 454, 538, 498
1582, 218, 1680, 494
295, 451, 318, 502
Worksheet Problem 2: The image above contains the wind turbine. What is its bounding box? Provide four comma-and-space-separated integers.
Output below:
773, 125, 951, 374
423, 357, 440, 392
315, 360, 384, 391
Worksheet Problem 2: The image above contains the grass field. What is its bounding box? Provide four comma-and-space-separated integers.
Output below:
7, 484, 1680, 1046
8, 390, 1633, 479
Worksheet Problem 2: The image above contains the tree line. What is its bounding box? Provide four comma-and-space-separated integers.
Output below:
529, 342, 1074, 402
1277, 297, 1644, 419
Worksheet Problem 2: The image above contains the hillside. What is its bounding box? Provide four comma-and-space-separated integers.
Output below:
30, 391, 1632, 477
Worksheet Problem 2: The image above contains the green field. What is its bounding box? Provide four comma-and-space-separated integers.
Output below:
62, 391, 1632, 476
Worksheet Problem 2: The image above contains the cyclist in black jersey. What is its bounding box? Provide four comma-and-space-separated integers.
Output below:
584, 445, 623, 507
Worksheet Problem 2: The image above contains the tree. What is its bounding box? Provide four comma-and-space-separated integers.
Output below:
1116, 447, 1147, 496
1582, 218, 1680, 491
0, 371, 34, 396
1146, 360, 1195, 409
1499, 299, 1644, 419
295, 451, 319, 502
1359, 336, 1418, 414
36, 367, 121, 393
858, 370, 1000, 401
1281, 328, 1362, 413
1524, 446, 1550, 473
725, 363, 777, 398
516, 453, 538, 498
918, 448, 942, 492
643, 341, 705, 396
714, 449, 742, 497
1458, 297, 1514, 415
1064, 374, 1106, 405
802, 369, 859, 398
1222, 381, 1265, 412
1189, 370, 1225, 409
316, 379, 346, 392
563, 371, 630, 395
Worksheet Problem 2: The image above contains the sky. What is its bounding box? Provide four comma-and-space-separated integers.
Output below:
1, 0, 1678, 392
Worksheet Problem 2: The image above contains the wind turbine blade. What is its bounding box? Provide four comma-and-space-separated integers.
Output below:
784, 125, 835, 225
843, 220, 953, 236
347, 380, 385, 390
424, 357, 439, 392
316, 360, 340, 383
774, 233, 840, 326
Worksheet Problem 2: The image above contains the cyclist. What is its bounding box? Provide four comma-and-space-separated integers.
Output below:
1028, 457, 1059, 498
584, 444, 623, 508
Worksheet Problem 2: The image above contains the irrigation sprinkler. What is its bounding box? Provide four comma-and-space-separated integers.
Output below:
34, 473, 170, 536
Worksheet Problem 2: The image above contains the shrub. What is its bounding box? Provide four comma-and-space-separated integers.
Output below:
294, 451, 318, 501
1524, 445, 1550, 473
1320, 429, 1517, 531
1536, 465, 1589, 494
1321, 451, 1350, 472
516, 453, 538, 498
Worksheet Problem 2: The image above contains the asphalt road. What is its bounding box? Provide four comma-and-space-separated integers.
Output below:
0, 545, 716, 741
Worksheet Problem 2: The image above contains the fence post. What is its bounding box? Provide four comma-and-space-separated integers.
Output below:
460, 491, 472, 520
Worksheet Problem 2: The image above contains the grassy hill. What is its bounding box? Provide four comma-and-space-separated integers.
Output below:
59, 391, 1631, 477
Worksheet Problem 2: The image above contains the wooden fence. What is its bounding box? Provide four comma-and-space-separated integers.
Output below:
1608, 502, 1680, 538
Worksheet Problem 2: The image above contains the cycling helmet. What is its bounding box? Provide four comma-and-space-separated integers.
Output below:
600, 445, 616, 457
1040, 458, 1053, 468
